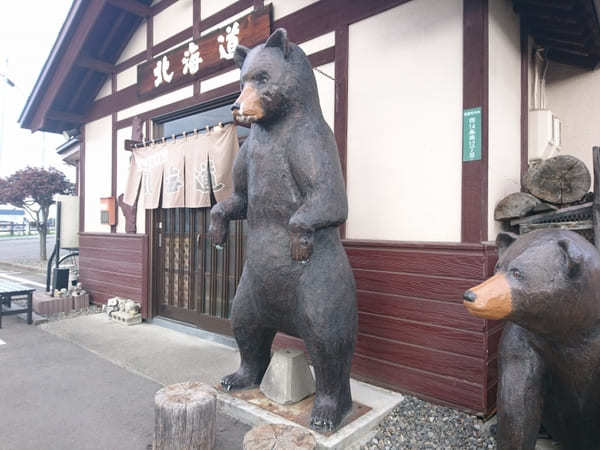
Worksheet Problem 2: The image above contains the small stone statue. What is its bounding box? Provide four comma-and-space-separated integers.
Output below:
464, 230, 600, 449
209, 28, 357, 432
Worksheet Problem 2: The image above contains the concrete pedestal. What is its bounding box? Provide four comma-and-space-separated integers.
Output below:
260, 349, 315, 405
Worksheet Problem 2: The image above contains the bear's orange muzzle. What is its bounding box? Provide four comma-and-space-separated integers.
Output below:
463, 273, 513, 320
231, 84, 264, 124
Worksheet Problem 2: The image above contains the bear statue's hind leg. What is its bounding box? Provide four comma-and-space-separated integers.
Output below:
221, 274, 276, 391
307, 347, 353, 432
301, 276, 357, 432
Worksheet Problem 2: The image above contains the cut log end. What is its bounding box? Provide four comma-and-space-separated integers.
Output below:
494, 192, 540, 221
243, 424, 317, 450
154, 382, 217, 450
527, 155, 591, 204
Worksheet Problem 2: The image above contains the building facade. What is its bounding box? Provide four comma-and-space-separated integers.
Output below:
19, 0, 600, 415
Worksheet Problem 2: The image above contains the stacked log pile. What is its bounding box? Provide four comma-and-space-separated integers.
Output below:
495, 154, 595, 241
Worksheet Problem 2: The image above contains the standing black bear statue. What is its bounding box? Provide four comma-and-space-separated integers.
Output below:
209, 28, 357, 432
463, 229, 600, 449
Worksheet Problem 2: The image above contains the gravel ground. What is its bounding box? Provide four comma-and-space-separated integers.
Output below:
362, 394, 496, 450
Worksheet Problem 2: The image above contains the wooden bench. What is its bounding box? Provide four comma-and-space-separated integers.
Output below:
0, 280, 34, 328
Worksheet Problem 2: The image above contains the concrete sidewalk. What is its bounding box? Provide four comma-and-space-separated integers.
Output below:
41, 314, 241, 387
0, 315, 249, 450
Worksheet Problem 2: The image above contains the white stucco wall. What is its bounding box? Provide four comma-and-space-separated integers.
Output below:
84, 116, 112, 233
265, 0, 319, 21
546, 62, 600, 179
95, 78, 112, 100
116, 66, 137, 91
116, 127, 132, 234
345, 0, 463, 242
117, 22, 147, 64
299, 32, 334, 55
487, 0, 522, 240
153, 0, 193, 45
315, 62, 334, 130
201, 0, 237, 20
200, 69, 240, 93
117, 86, 194, 121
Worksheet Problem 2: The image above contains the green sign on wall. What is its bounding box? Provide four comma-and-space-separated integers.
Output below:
463, 107, 482, 162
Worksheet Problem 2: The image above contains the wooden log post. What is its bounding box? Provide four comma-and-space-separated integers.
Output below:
153, 382, 217, 450
243, 424, 317, 450
593, 147, 600, 250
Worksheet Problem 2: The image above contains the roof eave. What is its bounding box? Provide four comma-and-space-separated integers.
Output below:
18, 0, 85, 130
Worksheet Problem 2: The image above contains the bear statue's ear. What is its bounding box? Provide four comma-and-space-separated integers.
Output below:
234, 45, 250, 68
558, 239, 583, 279
496, 232, 518, 257
264, 28, 289, 58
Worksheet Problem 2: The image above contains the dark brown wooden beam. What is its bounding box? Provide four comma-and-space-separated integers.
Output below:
77, 55, 115, 73
30, 0, 107, 131
546, 48, 598, 69
107, 0, 151, 17
462, 0, 489, 243
79, 126, 85, 233
334, 27, 348, 240
67, 11, 128, 113
46, 109, 85, 123
521, 19, 529, 192
513, 0, 575, 13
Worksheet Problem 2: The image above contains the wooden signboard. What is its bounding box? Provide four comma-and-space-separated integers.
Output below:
137, 7, 271, 98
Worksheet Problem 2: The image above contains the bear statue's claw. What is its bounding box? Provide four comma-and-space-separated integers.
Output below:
220, 370, 259, 392
310, 416, 334, 432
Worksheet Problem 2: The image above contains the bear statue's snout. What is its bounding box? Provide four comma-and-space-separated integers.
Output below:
232, 84, 264, 125
463, 290, 477, 303
463, 273, 513, 320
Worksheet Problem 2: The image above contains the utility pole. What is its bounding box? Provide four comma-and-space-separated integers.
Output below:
0, 58, 18, 176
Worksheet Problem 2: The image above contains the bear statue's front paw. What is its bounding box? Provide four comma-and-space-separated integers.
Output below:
208, 218, 228, 248
220, 369, 259, 391
209, 225, 227, 249
290, 231, 313, 263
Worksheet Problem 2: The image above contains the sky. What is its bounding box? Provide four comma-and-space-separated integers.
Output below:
0, 0, 75, 179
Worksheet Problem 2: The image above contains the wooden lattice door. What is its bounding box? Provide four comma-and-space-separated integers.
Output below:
155, 207, 245, 334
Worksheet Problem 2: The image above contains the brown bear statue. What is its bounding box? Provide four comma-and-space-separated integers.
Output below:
464, 229, 600, 449
209, 28, 357, 432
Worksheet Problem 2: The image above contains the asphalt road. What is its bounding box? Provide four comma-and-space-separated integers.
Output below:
0, 234, 56, 262
0, 316, 160, 450
0, 264, 47, 288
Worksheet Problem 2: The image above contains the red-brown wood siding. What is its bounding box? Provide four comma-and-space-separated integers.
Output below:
274, 241, 500, 415
79, 232, 149, 317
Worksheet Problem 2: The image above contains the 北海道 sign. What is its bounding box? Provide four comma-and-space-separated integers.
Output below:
137, 7, 271, 98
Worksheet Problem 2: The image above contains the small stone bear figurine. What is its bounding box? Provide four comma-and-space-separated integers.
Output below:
463, 230, 600, 449
209, 28, 357, 432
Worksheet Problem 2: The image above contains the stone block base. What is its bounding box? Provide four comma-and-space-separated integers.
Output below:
110, 311, 142, 325
260, 349, 315, 404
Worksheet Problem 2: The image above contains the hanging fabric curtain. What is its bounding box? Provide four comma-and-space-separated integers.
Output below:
137, 142, 168, 209
162, 138, 185, 208
123, 153, 142, 206
185, 123, 239, 208
122, 123, 239, 210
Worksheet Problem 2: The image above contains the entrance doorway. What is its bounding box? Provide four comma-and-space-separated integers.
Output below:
151, 96, 247, 334
154, 207, 245, 334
